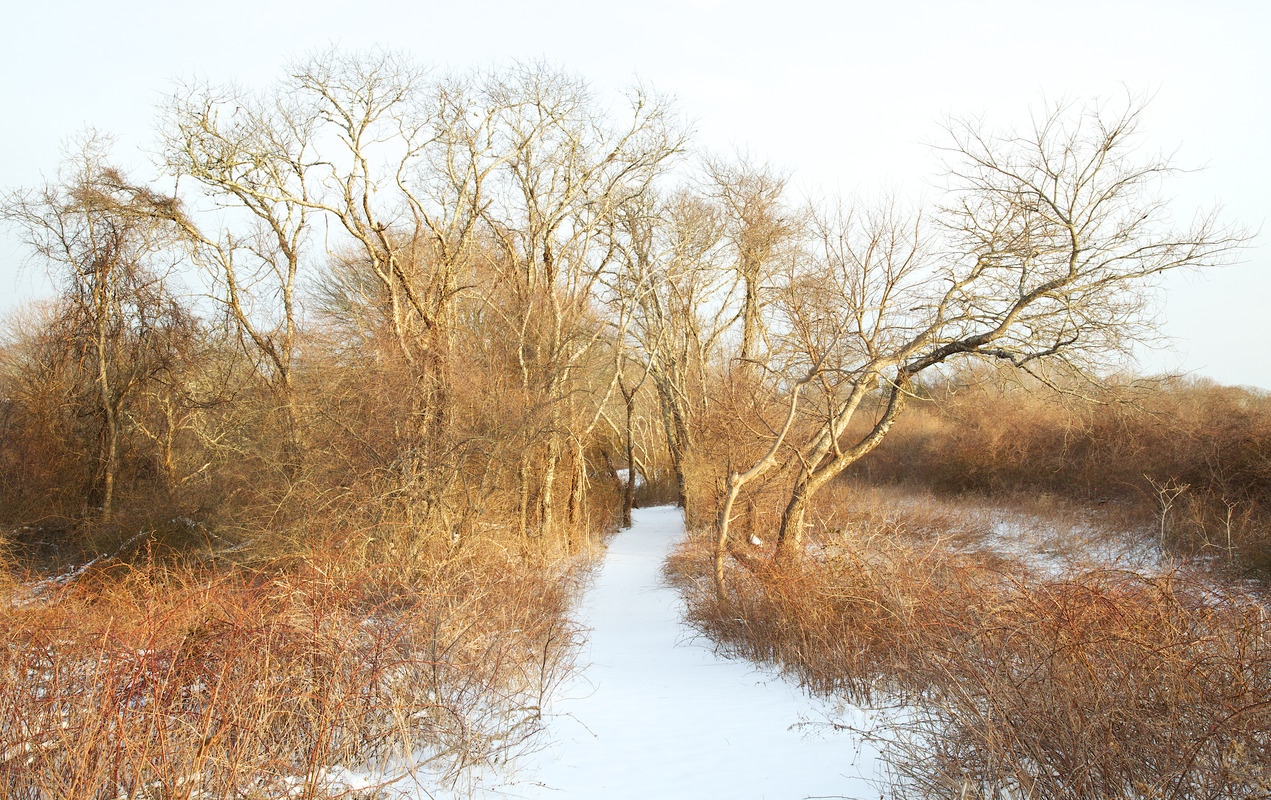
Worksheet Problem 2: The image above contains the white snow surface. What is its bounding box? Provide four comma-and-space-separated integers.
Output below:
402, 505, 887, 799
612, 467, 646, 488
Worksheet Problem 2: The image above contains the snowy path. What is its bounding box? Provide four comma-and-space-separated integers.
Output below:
452, 505, 887, 799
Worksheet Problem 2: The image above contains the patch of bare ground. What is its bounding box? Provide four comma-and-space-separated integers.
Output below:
666, 482, 1271, 799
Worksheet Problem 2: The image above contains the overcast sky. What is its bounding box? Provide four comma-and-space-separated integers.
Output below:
3, 0, 1267, 387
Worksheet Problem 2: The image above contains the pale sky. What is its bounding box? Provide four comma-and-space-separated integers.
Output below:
3, 0, 1267, 387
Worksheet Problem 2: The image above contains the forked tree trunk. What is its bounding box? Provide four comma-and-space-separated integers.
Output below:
772, 377, 909, 569
773, 471, 833, 568
713, 376, 809, 601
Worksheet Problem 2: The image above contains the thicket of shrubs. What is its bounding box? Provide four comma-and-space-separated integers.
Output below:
857, 372, 1271, 573
1, 539, 582, 798
2, 48, 1264, 799
0, 54, 651, 796
669, 483, 1271, 799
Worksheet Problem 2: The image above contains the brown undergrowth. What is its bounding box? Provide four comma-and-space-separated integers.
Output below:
1, 526, 585, 800
667, 484, 1271, 799
859, 376, 1271, 575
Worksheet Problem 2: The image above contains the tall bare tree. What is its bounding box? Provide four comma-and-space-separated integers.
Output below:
712, 97, 1249, 577
477, 63, 686, 541
2, 133, 189, 521
705, 155, 803, 373
162, 79, 319, 471
165, 54, 687, 541
616, 190, 733, 512
164, 52, 507, 510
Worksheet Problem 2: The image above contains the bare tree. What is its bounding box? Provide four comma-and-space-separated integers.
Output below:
613, 159, 801, 520
617, 189, 733, 511
285, 52, 509, 486
614, 354, 652, 528
164, 52, 511, 513
2, 133, 190, 521
476, 63, 686, 541
161, 77, 320, 471
712, 97, 1249, 574
704, 155, 803, 372
164, 54, 688, 543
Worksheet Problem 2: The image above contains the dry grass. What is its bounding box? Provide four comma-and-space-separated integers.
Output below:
667, 484, 1271, 799
889, 570, 1271, 799
859, 376, 1271, 575
1, 526, 584, 800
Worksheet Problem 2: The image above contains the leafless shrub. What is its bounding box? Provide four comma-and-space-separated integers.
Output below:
0, 533, 584, 799
668, 487, 1271, 799
859, 374, 1271, 575
888, 568, 1271, 799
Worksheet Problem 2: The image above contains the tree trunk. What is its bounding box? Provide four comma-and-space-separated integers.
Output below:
741, 273, 760, 368
159, 399, 177, 496
540, 431, 560, 545
772, 377, 910, 569
280, 388, 303, 479
622, 390, 636, 528
713, 472, 743, 601
518, 449, 532, 546
773, 473, 825, 568
656, 382, 691, 509
101, 407, 118, 523
96, 326, 117, 523
423, 320, 451, 465
567, 435, 586, 549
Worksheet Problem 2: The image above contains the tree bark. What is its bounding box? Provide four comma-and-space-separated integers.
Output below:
540, 430, 561, 546
773, 376, 910, 568
622, 389, 637, 528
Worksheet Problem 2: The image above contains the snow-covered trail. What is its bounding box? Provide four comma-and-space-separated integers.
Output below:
478, 505, 887, 799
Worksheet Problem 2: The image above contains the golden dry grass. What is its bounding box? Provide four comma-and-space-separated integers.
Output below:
860, 377, 1271, 575
668, 484, 1271, 799
1, 526, 586, 800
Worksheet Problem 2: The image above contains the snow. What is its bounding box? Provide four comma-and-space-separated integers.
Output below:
395, 505, 887, 799
853, 491, 1172, 579
8, 528, 153, 606
613, 467, 646, 488
982, 511, 1168, 577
